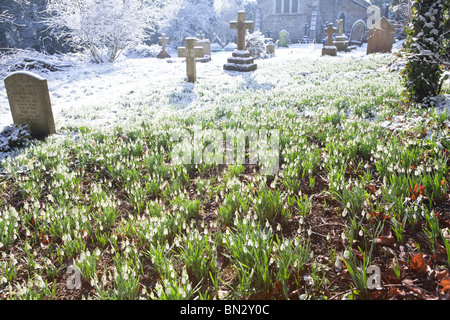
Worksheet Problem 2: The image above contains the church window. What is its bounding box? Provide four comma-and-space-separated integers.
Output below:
291, 0, 298, 13
275, 0, 282, 14
274, 0, 299, 14
283, 0, 290, 13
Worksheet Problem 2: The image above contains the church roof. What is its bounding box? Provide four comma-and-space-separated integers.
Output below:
348, 0, 371, 8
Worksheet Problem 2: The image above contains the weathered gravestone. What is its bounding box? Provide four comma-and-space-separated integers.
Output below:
266, 43, 275, 55
178, 38, 204, 83
349, 20, 366, 46
322, 23, 338, 56
366, 17, 395, 54
157, 33, 171, 59
223, 11, 257, 72
278, 30, 290, 47
4, 71, 56, 138
195, 38, 211, 63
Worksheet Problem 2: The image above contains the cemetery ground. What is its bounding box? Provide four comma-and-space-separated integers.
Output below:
0, 43, 450, 301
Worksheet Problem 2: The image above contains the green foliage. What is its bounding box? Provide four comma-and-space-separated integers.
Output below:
402, 0, 447, 105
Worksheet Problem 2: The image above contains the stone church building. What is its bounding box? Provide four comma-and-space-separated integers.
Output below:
255, 0, 371, 43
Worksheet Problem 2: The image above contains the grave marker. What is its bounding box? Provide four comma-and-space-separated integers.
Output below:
223, 11, 257, 72
195, 38, 211, 63
366, 17, 395, 54
4, 71, 56, 138
157, 33, 171, 59
229, 11, 254, 51
322, 23, 338, 56
278, 30, 290, 47
178, 38, 204, 82
349, 20, 366, 46
333, 19, 349, 52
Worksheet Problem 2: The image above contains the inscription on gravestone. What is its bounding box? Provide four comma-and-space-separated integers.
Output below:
4, 71, 56, 138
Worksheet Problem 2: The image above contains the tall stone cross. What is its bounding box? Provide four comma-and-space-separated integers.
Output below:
178, 37, 204, 82
324, 23, 338, 46
337, 19, 344, 36
229, 11, 254, 51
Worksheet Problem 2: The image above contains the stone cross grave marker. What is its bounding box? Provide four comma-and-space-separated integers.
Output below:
230, 11, 254, 51
322, 23, 338, 56
178, 37, 204, 82
157, 33, 171, 59
337, 19, 344, 36
333, 19, 349, 52
4, 71, 56, 138
224, 11, 257, 72
366, 17, 395, 55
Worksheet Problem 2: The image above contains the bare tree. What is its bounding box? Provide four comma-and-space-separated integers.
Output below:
45, 0, 180, 63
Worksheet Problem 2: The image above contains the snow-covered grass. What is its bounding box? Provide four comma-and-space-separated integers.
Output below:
0, 43, 449, 301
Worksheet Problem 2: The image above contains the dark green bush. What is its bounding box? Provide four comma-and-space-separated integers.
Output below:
402, 0, 448, 106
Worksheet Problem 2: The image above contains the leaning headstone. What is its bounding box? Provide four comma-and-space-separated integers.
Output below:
178, 38, 205, 83
223, 11, 257, 72
195, 38, 211, 63
349, 20, 366, 46
4, 71, 56, 138
322, 23, 338, 56
266, 43, 275, 55
366, 17, 395, 54
157, 33, 171, 59
333, 19, 349, 51
278, 30, 290, 47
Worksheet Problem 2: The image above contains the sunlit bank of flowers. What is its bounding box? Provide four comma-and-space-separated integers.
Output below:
0, 51, 449, 300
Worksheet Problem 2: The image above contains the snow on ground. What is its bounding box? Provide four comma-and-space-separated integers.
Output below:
0, 43, 370, 132
0, 40, 448, 147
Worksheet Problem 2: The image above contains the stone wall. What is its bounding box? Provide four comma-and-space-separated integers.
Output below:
257, 0, 369, 43
258, 0, 315, 43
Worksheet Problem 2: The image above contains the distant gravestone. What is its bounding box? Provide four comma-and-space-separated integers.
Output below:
178, 38, 205, 83
278, 30, 290, 47
333, 19, 349, 52
266, 43, 275, 55
366, 17, 395, 54
195, 39, 211, 63
157, 33, 171, 59
349, 20, 366, 46
4, 71, 56, 138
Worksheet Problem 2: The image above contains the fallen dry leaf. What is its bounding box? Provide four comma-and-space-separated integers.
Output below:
439, 278, 450, 294
410, 254, 427, 274
376, 235, 396, 247
436, 270, 449, 281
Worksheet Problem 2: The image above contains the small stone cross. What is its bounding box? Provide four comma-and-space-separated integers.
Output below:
324, 23, 338, 46
159, 33, 169, 52
178, 37, 205, 82
230, 11, 254, 51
